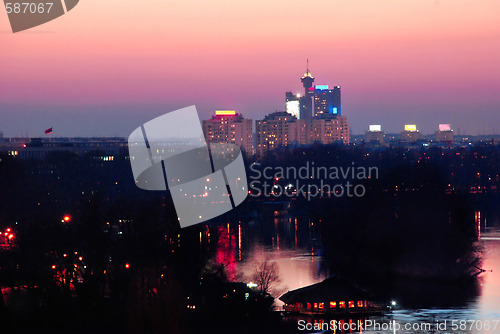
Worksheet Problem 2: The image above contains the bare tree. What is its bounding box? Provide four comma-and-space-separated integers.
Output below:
251, 260, 282, 296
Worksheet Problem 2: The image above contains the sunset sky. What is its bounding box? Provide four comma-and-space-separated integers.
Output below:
1, 0, 500, 137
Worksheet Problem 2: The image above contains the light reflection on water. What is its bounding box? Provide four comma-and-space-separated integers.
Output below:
211, 208, 500, 333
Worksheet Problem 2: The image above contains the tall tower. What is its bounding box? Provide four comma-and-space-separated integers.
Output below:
301, 59, 315, 94
299, 60, 314, 122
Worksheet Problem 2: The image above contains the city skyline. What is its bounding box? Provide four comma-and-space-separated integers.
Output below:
1, 0, 500, 136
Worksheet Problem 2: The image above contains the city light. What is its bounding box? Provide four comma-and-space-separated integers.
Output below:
215, 110, 236, 116
439, 124, 452, 131
286, 100, 300, 118
62, 215, 71, 222
369, 125, 382, 132
125, 263, 130, 269
405, 124, 417, 131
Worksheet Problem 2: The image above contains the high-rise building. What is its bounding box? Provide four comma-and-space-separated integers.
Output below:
255, 112, 306, 156
313, 85, 341, 116
299, 63, 314, 122
202, 110, 254, 155
255, 65, 350, 153
310, 113, 350, 145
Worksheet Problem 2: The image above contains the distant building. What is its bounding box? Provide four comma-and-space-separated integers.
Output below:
255, 112, 306, 156
284, 64, 348, 146
313, 85, 341, 116
435, 124, 454, 143
299, 68, 314, 122
365, 125, 385, 145
202, 110, 254, 155
0, 137, 127, 159
310, 114, 350, 145
400, 124, 422, 143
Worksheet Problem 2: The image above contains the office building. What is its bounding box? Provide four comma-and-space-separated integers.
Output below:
365, 125, 385, 144
313, 85, 341, 116
400, 124, 422, 143
435, 124, 454, 143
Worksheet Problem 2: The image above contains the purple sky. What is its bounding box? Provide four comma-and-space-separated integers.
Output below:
1, 0, 499, 137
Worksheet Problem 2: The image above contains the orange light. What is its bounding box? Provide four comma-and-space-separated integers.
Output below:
78, 257, 83, 261
63, 215, 71, 222
51, 265, 56, 270
215, 110, 236, 116
6, 228, 11, 232
125, 263, 130, 269
8, 234, 14, 240
63, 254, 67, 257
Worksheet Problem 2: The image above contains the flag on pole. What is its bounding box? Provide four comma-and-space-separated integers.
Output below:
45, 127, 53, 135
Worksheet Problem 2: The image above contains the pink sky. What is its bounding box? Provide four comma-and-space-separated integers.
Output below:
1, 0, 500, 136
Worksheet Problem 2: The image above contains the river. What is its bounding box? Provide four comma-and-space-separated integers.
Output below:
208, 205, 500, 333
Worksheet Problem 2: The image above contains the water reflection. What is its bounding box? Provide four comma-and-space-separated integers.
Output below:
207, 205, 500, 333
209, 203, 328, 298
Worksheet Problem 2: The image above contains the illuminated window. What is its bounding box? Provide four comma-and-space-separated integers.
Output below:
330, 301, 336, 308
319, 303, 324, 309
357, 301, 364, 308
307, 303, 311, 309
314, 303, 318, 309
348, 301, 355, 308
339, 301, 345, 308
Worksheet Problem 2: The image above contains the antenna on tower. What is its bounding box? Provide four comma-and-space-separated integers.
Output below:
306, 59, 309, 73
